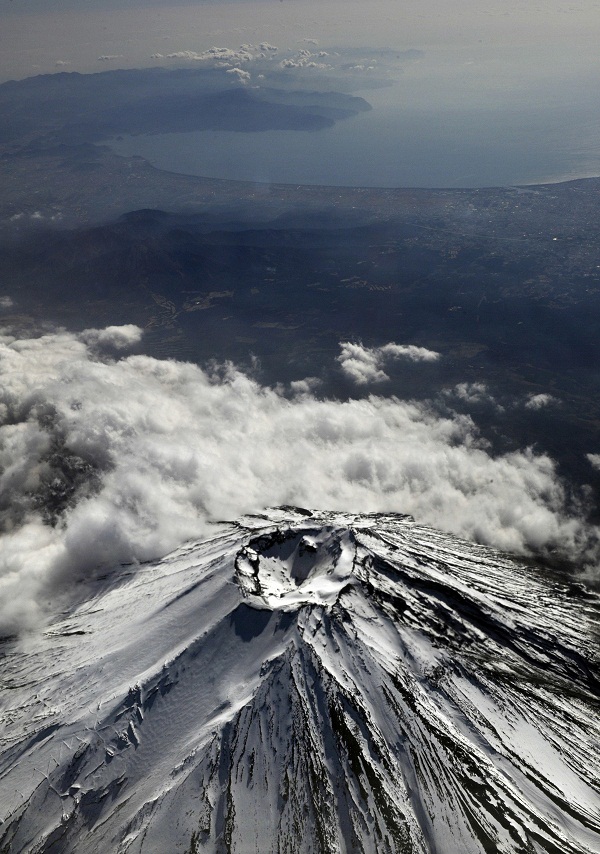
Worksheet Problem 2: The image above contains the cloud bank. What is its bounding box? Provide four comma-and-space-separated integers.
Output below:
0, 327, 596, 635
153, 42, 338, 77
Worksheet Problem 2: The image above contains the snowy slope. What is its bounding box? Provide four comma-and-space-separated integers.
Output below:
1, 509, 599, 853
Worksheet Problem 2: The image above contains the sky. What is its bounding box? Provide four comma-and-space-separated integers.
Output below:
2, 0, 600, 82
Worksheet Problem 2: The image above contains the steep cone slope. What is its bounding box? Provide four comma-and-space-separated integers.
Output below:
1, 509, 599, 853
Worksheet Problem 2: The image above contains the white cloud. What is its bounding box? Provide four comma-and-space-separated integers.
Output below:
525, 393, 558, 410
79, 324, 143, 351
226, 67, 251, 84
289, 377, 322, 396
200, 46, 250, 62
97, 55, 123, 62
338, 342, 390, 385
54, 60, 71, 67
587, 454, 600, 472
165, 45, 258, 67
379, 343, 440, 363
0, 327, 596, 635
445, 382, 503, 410
338, 341, 440, 385
452, 382, 490, 402
159, 42, 336, 74
279, 49, 332, 71
165, 50, 203, 60
0, 297, 14, 309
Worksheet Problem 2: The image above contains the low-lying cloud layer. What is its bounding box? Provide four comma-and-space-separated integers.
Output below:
0, 327, 597, 634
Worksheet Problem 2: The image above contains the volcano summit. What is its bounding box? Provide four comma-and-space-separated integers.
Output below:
1, 509, 599, 853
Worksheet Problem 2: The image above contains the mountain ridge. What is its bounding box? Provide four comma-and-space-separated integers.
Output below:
1, 509, 599, 853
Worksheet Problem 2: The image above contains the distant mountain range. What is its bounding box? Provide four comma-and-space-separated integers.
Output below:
0, 67, 370, 148
1, 508, 598, 853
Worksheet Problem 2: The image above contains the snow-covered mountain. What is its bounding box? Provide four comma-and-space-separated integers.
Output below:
1, 508, 599, 853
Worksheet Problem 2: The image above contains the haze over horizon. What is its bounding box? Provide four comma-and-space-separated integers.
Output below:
3, 0, 600, 188
3, 0, 600, 84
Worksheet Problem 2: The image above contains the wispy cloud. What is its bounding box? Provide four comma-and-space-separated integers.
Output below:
443, 381, 504, 411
